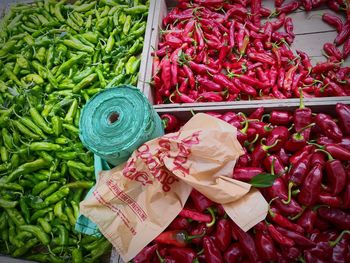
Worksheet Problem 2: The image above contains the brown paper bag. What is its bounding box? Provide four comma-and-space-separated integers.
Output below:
80, 113, 268, 262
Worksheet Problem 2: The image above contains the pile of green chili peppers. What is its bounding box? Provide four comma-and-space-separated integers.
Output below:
0, 0, 148, 262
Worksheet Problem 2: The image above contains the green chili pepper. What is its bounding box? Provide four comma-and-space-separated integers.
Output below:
86, 14, 92, 30
29, 142, 61, 151
54, 200, 68, 221
124, 5, 148, 14
0, 40, 17, 57
12, 238, 38, 257
16, 55, 29, 69
8, 219, 21, 247
56, 224, 69, 246
71, 247, 83, 263
28, 107, 53, 134
37, 151, 54, 163
123, 15, 132, 35
63, 39, 94, 53
19, 197, 30, 223
45, 187, 70, 205
55, 136, 70, 145
128, 38, 142, 55
32, 181, 49, 196
72, 73, 97, 93
26, 254, 50, 262
7, 158, 49, 182
105, 73, 125, 89
35, 47, 46, 63
66, 16, 81, 31
6, 208, 26, 226
22, 73, 44, 84
63, 123, 79, 134
4, 67, 22, 86
11, 153, 19, 168
19, 117, 47, 139
0, 182, 23, 192
68, 167, 84, 180
67, 160, 94, 172
0, 146, 8, 162
72, 1, 96, 12
19, 225, 50, 245
106, 29, 117, 54
125, 56, 136, 75
64, 99, 78, 124
96, 17, 109, 32
65, 205, 76, 226
39, 182, 60, 198
56, 151, 77, 160
56, 53, 85, 76
0, 198, 18, 208
65, 181, 94, 189
37, 218, 52, 234
81, 32, 99, 44
30, 207, 53, 222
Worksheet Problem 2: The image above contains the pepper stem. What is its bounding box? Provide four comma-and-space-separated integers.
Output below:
262, 139, 280, 153
161, 118, 169, 130
187, 230, 206, 241
206, 207, 216, 228
261, 114, 270, 122
329, 230, 350, 247
156, 250, 164, 263
297, 123, 315, 134
268, 197, 279, 218
289, 206, 306, 221
315, 149, 334, 161
282, 181, 294, 205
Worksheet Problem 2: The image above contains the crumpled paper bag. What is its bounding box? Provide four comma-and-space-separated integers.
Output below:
80, 113, 268, 262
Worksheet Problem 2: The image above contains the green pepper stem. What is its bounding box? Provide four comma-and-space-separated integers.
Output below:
299, 88, 305, 109
315, 149, 334, 161
268, 197, 279, 218
262, 139, 280, 152
206, 207, 216, 228
306, 142, 324, 149
187, 230, 206, 241
289, 206, 306, 221
156, 250, 164, 263
297, 123, 315, 134
282, 181, 294, 205
329, 230, 350, 247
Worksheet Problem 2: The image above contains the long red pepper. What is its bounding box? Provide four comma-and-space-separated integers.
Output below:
325, 144, 350, 161
190, 189, 214, 212
318, 207, 350, 230
294, 90, 313, 141
168, 217, 190, 231
179, 208, 215, 226
269, 206, 304, 234
223, 243, 244, 262
322, 13, 343, 33
203, 236, 223, 263
167, 247, 197, 263
267, 223, 295, 247
214, 218, 231, 251
133, 244, 158, 263
319, 192, 342, 208
155, 230, 205, 247
335, 21, 350, 46
275, 226, 316, 247
316, 149, 346, 195
232, 167, 263, 181
336, 103, 350, 135
296, 208, 317, 234
255, 230, 277, 261
323, 43, 343, 61
298, 164, 323, 207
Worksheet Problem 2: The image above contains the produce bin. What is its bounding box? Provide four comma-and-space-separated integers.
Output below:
142, 0, 350, 108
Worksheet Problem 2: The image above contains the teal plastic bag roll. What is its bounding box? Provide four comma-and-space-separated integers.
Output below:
79, 85, 164, 166
75, 85, 164, 236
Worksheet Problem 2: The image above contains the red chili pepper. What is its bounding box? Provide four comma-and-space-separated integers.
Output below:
296, 50, 312, 73
269, 207, 305, 234
195, 23, 205, 51
260, 7, 271, 17
179, 208, 215, 225
315, 113, 343, 142
323, 78, 347, 96
161, 56, 172, 91
322, 13, 344, 33
212, 74, 239, 94
275, 0, 284, 7
197, 92, 224, 102
335, 21, 350, 46
231, 222, 260, 262
167, 247, 197, 263
290, 145, 314, 165
325, 144, 350, 161
190, 189, 214, 212
248, 53, 275, 65
269, 111, 293, 126
232, 167, 264, 182
343, 37, 350, 59
251, 139, 280, 166
318, 207, 350, 230
168, 217, 190, 231
275, 226, 316, 247
267, 223, 295, 247
161, 114, 179, 132
165, 34, 183, 49
196, 76, 222, 92
343, 169, 350, 209
263, 155, 285, 176
285, 123, 316, 152
277, 148, 290, 166
331, 233, 350, 263
255, 230, 278, 262
154, 230, 205, 247
302, 0, 313, 11
223, 243, 244, 262
298, 164, 323, 207
232, 78, 257, 96
319, 192, 342, 208
203, 236, 223, 263
249, 107, 264, 120
288, 155, 310, 187
265, 126, 289, 152
214, 218, 231, 251
336, 103, 350, 135
316, 148, 347, 195
310, 151, 326, 168
297, 208, 317, 234
294, 91, 313, 141
271, 13, 286, 30
133, 244, 158, 263
284, 64, 298, 92
323, 43, 343, 61
284, 17, 294, 37
225, 4, 248, 20
182, 65, 195, 90
188, 61, 218, 75
276, 1, 300, 14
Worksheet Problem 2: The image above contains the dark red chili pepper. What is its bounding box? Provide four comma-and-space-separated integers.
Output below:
297, 208, 317, 234
251, 139, 280, 166
284, 64, 298, 92
318, 207, 350, 230
232, 167, 263, 182
168, 217, 190, 231
197, 92, 224, 102
269, 111, 293, 126
265, 126, 289, 152
212, 74, 240, 94
336, 103, 350, 135
203, 236, 223, 263
316, 149, 346, 195
315, 113, 343, 142
331, 233, 349, 263
271, 13, 286, 30
324, 43, 343, 61
322, 13, 343, 33
335, 21, 350, 46
275, 226, 316, 247
319, 192, 342, 208
188, 61, 218, 75
277, 148, 290, 166
267, 223, 295, 247
343, 169, 350, 209
269, 207, 304, 234
312, 61, 341, 74
289, 145, 314, 165
325, 144, 350, 161
161, 114, 179, 132
155, 230, 205, 247
284, 17, 294, 37
343, 37, 350, 59
133, 244, 158, 263
223, 243, 244, 263
179, 208, 214, 225
215, 218, 231, 251
190, 189, 214, 212
249, 107, 264, 120
167, 247, 197, 263
225, 4, 248, 20
260, 7, 271, 17
323, 78, 347, 96
297, 50, 313, 72
263, 155, 285, 176
298, 164, 323, 206
310, 151, 326, 167
231, 222, 261, 263
256, 231, 278, 262
294, 91, 313, 141
229, 21, 235, 48
276, 1, 300, 14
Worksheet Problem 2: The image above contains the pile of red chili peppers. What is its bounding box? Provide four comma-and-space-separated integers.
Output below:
152, 0, 350, 104
133, 102, 350, 262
